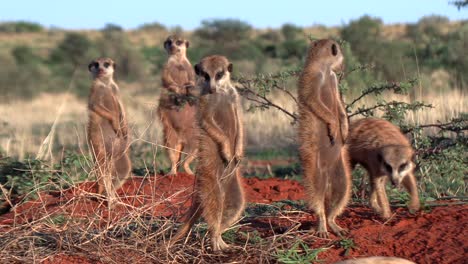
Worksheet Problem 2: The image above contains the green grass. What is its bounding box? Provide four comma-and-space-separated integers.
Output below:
274, 239, 328, 264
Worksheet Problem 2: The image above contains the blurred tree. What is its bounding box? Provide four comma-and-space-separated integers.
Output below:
12, 46, 41, 65
195, 19, 252, 43
341, 15, 383, 63
451, 0, 468, 9
281, 23, 303, 40
138, 21, 167, 31
102, 23, 124, 33
0, 21, 43, 33
95, 29, 147, 81
49, 33, 94, 67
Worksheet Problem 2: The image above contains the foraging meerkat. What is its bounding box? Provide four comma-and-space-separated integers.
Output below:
158, 35, 198, 175
297, 39, 351, 238
87, 57, 131, 202
334, 256, 415, 264
347, 118, 420, 219
171, 55, 244, 251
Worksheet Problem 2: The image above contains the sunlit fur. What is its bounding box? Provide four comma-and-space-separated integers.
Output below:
171, 55, 244, 252
297, 39, 351, 238
347, 117, 420, 219
87, 57, 131, 205
158, 35, 198, 175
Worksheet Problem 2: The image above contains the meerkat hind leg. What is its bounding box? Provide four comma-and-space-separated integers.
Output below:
220, 169, 245, 231
199, 170, 227, 251
112, 153, 131, 193
301, 147, 330, 238
326, 157, 350, 236
183, 149, 197, 175
167, 142, 182, 175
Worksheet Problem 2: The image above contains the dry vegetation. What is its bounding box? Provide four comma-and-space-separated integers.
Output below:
0, 85, 465, 159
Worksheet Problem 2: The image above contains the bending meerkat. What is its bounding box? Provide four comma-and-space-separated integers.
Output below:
171, 55, 244, 251
87, 57, 131, 202
347, 118, 420, 219
158, 35, 198, 175
298, 39, 351, 238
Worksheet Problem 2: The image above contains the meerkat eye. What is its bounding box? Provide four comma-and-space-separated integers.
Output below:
103, 62, 111, 68
203, 72, 210, 81
176, 40, 183, 46
331, 44, 338, 56
384, 162, 393, 173
215, 71, 224, 80
92, 62, 99, 69
399, 163, 408, 172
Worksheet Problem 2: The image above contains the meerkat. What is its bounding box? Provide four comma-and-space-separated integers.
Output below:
334, 256, 415, 264
171, 55, 244, 251
297, 39, 351, 238
158, 35, 198, 175
87, 57, 132, 202
347, 118, 420, 219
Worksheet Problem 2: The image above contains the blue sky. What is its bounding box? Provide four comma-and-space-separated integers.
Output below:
1, 0, 466, 30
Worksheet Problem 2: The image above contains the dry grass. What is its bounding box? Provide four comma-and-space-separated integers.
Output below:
0, 84, 466, 160
0, 171, 313, 263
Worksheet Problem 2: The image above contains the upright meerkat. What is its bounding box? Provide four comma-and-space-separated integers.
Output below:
171, 55, 244, 251
87, 57, 131, 202
347, 118, 420, 219
297, 39, 351, 238
158, 35, 198, 175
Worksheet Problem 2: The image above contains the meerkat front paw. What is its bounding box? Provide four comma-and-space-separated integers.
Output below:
327, 121, 339, 145
221, 145, 233, 164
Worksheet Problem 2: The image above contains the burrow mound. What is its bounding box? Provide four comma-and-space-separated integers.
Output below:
0, 173, 466, 264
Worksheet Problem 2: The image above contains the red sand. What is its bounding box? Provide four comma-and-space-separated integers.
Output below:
0, 173, 466, 264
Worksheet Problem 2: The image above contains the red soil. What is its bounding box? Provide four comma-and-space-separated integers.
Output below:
0, 173, 466, 264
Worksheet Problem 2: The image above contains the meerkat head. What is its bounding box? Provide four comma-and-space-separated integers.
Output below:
194, 55, 233, 95
88, 57, 115, 80
306, 39, 344, 72
377, 145, 415, 187
164, 35, 189, 56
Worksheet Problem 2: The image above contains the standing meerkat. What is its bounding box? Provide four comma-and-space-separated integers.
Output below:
158, 35, 198, 175
171, 55, 244, 251
347, 118, 420, 219
87, 57, 131, 202
297, 39, 351, 238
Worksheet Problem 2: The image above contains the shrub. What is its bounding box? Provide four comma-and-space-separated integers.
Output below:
0, 21, 44, 33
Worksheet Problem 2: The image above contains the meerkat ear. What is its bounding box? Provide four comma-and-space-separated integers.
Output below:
163, 40, 169, 50
113, 62, 117, 70
186, 40, 190, 48
88, 62, 94, 72
331, 43, 338, 56
377, 153, 383, 163
194, 64, 201, 76
227, 63, 233, 73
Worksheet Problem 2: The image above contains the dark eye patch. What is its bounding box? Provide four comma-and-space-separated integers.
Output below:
331, 43, 338, 56
215, 71, 224, 80
92, 62, 99, 68
203, 72, 210, 81
399, 163, 408, 172
384, 162, 392, 173
103, 62, 110, 68
176, 40, 183, 46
